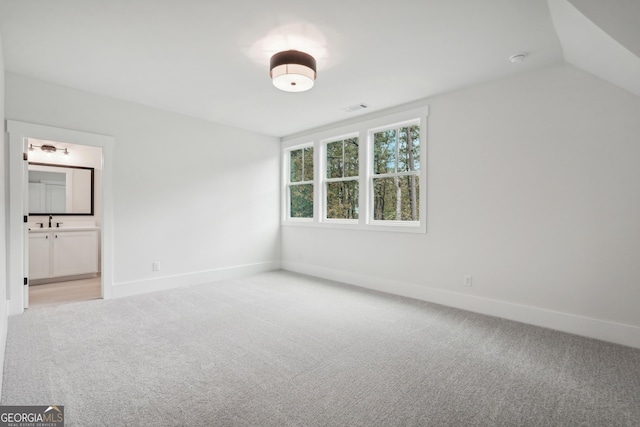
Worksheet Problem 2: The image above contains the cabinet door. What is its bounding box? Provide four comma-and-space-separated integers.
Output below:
52, 231, 98, 277
29, 233, 51, 280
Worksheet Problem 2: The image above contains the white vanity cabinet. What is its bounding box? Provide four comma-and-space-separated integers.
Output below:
29, 228, 99, 281
28, 233, 52, 280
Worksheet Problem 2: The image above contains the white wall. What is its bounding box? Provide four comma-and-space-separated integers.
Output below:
0, 29, 8, 396
282, 63, 640, 348
6, 72, 281, 297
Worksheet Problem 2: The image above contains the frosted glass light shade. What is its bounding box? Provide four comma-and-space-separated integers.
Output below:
270, 50, 316, 92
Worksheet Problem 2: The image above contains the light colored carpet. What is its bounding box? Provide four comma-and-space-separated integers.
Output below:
2, 270, 640, 426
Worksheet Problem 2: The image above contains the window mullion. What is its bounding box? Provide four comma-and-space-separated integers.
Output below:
314, 141, 321, 223
372, 171, 418, 179
361, 128, 369, 226
325, 176, 356, 183
342, 140, 345, 179
395, 126, 400, 174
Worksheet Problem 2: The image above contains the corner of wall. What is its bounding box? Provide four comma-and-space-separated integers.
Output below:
0, 28, 9, 398
111, 261, 281, 299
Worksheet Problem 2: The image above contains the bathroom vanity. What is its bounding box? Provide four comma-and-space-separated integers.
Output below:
29, 227, 99, 282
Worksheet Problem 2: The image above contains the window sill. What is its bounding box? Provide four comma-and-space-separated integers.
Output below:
281, 219, 426, 234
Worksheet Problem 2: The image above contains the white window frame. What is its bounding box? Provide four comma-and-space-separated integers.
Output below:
368, 119, 421, 227
284, 143, 315, 222
281, 106, 428, 233
321, 133, 360, 224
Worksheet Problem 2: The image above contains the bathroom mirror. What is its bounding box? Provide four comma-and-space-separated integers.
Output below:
28, 162, 94, 216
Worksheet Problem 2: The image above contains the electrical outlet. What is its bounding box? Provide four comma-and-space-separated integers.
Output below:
153, 262, 160, 272
464, 275, 472, 287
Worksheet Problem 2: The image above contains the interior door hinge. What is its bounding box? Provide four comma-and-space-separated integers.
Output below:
24, 215, 28, 223
24, 277, 28, 286
23, 152, 28, 161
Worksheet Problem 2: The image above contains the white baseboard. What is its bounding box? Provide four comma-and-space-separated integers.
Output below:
111, 261, 280, 299
282, 260, 640, 350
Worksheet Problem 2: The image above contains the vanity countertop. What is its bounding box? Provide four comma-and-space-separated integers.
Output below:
29, 226, 99, 233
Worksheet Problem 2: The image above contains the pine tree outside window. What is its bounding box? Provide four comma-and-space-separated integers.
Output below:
281, 106, 427, 232
288, 146, 314, 219
325, 136, 359, 220
372, 123, 420, 222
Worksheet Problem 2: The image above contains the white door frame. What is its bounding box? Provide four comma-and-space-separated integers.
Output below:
7, 120, 114, 315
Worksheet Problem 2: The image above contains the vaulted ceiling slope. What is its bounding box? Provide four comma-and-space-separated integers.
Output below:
0, 1, 637, 137
549, 0, 640, 97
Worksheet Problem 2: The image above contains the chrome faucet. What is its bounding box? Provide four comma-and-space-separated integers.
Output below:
48, 215, 53, 228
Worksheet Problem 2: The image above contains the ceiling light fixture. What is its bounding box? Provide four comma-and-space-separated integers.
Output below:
270, 50, 317, 92
29, 143, 69, 155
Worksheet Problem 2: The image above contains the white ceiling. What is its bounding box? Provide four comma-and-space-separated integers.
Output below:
0, 1, 636, 137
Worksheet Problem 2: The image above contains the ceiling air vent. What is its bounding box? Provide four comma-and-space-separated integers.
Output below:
342, 103, 368, 113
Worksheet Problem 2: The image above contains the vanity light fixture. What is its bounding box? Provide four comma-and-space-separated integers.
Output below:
29, 143, 69, 155
270, 50, 317, 92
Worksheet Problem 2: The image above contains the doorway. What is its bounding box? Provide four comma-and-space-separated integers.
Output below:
7, 120, 114, 315
26, 139, 104, 308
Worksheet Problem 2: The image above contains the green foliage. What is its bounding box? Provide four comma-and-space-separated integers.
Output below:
290, 149, 301, 182
373, 177, 419, 220
288, 124, 420, 222
289, 147, 314, 218
290, 184, 313, 218
373, 125, 420, 221
290, 146, 313, 183
303, 147, 314, 181
326, 138, 359, 219
374, 129, 397, 174
327, 181, 359, 219
326, 140, 343, 179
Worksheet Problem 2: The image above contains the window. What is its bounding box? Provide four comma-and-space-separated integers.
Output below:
372, 123, 420, 222
325, 137, 359, 220
288, 146, 314, 218
282, 106, 427, 232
